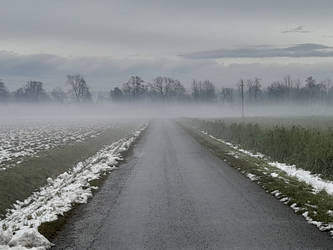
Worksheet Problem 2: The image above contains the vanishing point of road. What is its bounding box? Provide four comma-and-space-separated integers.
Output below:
53, 120, 333, 250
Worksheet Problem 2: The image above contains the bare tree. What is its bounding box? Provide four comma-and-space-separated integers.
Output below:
191, 80, 216, 102
67, 75, 92, 102
221, 87, 233, 104
110, 87, 124, 101
304, 76, 319, 104
172, 80, 186, 99
14, 81, 48, 103
147, 77, 186, 102
191, 80, 200, 101
0, 80, 9, 102
122, 76, 146, 100
246, 78, 261, 101
238, 79, 245, 118
201, 80, 216, 101
51, 87, 67, 103
151, 77, 165, 99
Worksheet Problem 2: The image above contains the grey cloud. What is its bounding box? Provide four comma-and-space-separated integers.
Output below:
2, 51, 333, 92
2, 0, 333, 58
282, 26, 311, 33
0, 51, 218, 91
181, 44, 333, 59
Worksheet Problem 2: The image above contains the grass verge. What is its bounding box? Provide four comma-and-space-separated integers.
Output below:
187, 118, 333, 179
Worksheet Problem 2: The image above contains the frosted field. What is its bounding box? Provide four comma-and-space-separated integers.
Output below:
0, 122, 110, 171
0, 125, 146, 249
0, 118, 146, 249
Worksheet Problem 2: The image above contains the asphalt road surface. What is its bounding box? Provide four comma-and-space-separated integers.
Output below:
52, 120, 332, 250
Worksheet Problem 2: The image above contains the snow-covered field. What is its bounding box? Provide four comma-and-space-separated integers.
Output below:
0, 125, 146, 249
0, 122, 111, 171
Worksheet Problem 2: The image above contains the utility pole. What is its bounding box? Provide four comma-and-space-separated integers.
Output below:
240, 79, 245, 118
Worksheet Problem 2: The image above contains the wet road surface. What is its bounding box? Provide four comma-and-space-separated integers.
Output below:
52, 120, 333, 250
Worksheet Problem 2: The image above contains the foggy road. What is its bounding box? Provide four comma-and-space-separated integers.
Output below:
52, 120, 332, 250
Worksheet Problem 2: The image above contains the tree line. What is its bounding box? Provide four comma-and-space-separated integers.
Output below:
1, 74, 333, 105
0, 75, 92, 103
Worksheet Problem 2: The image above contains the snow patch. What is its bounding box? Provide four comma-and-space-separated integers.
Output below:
271, 190, 282, 198
227, 151, 239, 159
305, 203, 318, 209
280, 197, 290, 204
246, 173, 258, 181
268, 162, 333, 195
327, 210, 333, 216
302, 211, 333, 232
8, 229, 52, 249
290, 203, 302, 213
203, 132, 264, 159
270, 173, 278, 178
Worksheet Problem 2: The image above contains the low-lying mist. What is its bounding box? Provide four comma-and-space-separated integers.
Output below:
1, 102, 332, 125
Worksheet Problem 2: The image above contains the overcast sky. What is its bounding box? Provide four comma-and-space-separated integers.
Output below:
1, 0, 333, 91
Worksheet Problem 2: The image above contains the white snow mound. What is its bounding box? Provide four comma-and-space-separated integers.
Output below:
269, 162, 333, 195
8, 229, 52, 249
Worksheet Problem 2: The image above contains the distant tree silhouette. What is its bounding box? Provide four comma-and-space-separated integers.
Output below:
0, 80, 9, 102
51, 87, 67, 103
67, 75, 92, 102
191, 80, 216, 102
14, 81, 49, 103
122, 76, 146, 100
110, 87, 124, 101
